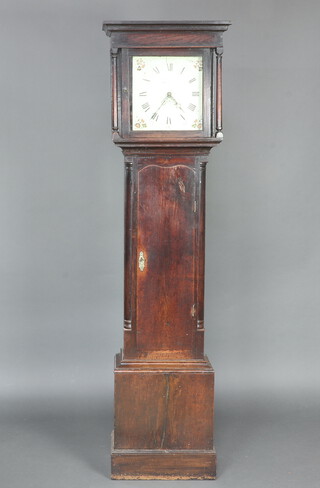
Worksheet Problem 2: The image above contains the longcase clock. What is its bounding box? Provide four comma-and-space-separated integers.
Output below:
102, 20, 231, 480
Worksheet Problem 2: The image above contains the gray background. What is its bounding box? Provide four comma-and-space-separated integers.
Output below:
1, 1, 319, 487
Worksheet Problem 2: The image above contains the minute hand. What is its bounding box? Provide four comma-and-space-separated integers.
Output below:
170, 95, 184, 112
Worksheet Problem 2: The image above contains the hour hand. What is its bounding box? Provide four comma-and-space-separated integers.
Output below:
151, 96, 169, 121
155, 96, 169, 113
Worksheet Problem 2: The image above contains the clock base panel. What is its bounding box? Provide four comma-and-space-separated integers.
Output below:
111, 352, 216, 479
111, 435, 216, 479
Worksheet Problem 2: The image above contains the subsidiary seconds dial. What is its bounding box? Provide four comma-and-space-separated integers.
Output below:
132, 55, 203, 131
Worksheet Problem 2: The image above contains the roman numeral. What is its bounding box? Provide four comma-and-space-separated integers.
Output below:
142, 102, 150, 112
153, 66, 160, 74
139, 91, 147, 96
166, 116, 171, 125
188, 103, 196, 111
167, 63, 173, 71
151, 112, 159, 121
192, 91, 199, 96
189, 77, 196, 83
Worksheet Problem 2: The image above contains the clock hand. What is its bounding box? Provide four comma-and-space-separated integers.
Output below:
174, 100, 185, 112
155, 95, 169, 113
167, 93, 185, 112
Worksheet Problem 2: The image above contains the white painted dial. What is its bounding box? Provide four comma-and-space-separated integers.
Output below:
132, 56, 203, 131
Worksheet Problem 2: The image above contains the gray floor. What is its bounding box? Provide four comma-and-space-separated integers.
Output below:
1, 388, 318, 488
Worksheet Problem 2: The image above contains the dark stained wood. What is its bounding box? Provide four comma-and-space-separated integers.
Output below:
110, 48, 119, 132
103, 20, 231, 29
112, 439, 216, 480
108, 31, 224, 50
114, 354, 214, 450
121, 150, 208, 361
112, 446, 216, 480
103, 20, 230, 480
215, 47, 223, 137
136, 162, 196, 355
113, 352, 215, 478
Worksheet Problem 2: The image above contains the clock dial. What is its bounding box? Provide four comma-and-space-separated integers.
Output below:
132, 56, 203, 131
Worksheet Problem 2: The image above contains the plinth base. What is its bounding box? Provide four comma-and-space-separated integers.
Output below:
111, 431, 216, 479
111, 352, 216, 479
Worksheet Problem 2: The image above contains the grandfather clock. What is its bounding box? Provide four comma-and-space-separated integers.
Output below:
102, 21, 230, 480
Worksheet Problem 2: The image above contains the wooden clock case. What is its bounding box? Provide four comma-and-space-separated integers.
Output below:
103, 21, 230, 480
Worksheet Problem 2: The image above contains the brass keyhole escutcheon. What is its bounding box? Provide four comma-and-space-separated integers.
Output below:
138, 251, 145, 271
